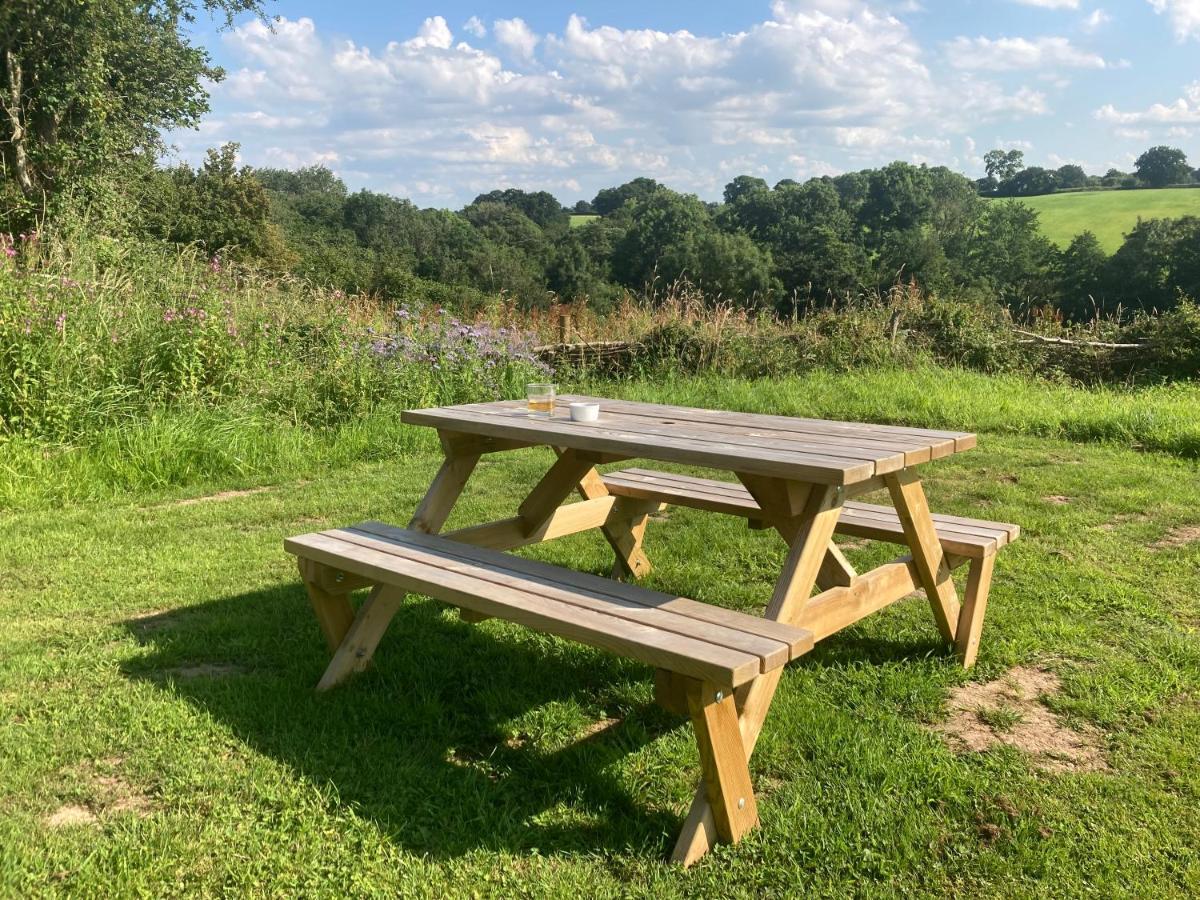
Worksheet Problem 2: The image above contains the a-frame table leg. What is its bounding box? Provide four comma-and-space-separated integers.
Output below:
884, 469, 961, 644
671, 480, 842, 865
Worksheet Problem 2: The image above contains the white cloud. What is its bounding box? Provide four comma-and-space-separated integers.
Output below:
1011, 0, 1079, 7
1081, 9, 1111, 31
493, 18, 540, 62
1148, 0, 1200, 40
182, 10, 1056, 205
944, 36, 1109, 70
1096, 81, 1200, 124
462, 16, 487, 39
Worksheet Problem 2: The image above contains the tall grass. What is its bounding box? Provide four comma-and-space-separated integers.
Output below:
1, 232, 1197, 511
0, 233, 548, 442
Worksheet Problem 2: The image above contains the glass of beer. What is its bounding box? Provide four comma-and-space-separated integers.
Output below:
526, 382, 556, 417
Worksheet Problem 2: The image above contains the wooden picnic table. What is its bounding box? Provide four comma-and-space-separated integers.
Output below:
287, 395, 1017, 865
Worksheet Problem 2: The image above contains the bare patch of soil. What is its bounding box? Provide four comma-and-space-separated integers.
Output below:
44, 760, 154, 829
578, 716, 621, 740
153, 486, 272, 508
1042, 495, 1072, 505
1151, 525, 1200, 551
935, 666, 1108, 774
44, 805, 97, 829
164, 663, 245, 678
1096, 513, 1150, 532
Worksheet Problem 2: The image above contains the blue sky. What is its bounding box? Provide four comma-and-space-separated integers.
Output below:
174, 0, 1200, 207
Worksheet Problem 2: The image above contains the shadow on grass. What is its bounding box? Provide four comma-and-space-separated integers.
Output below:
122, 582, 947, 860
122, 584, 686, 859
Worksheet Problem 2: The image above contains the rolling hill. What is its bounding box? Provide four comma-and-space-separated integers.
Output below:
1014, 188, 1200, 253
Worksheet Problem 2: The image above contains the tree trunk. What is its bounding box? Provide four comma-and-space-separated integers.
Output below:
1, 49, 39, 198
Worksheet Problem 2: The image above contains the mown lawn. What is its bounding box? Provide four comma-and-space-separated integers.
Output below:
2, 376, 1199, 896
1013, 187, 1200, 252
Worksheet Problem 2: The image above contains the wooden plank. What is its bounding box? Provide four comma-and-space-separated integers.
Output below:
554, 395, 975, 455
316, 585, 404, 691
332, 526, 797, 671
955, 552, 996, 669
517, 450, 598, 534
438, 430, 536, 456
796, 557, 920, 642
354, 521, 813, 659
755, 484, 845, 625
817, 541, 856, 589
298, 560, 356, 652
672, 666, 784, 866
686, 680, 759, 843
551, 400, 939, 465
401, 406, 875, 485
408, 452, 480, 534
602, 470, 1007, 554
286, 531, 763, 687
519, 407, 910, 473
444, 496, 662, 554
572, 463, 651, 579
885, 470, 961, 644
654, 668, 690, 716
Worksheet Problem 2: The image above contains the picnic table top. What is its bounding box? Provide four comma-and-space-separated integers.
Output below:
401, 395, 975, 486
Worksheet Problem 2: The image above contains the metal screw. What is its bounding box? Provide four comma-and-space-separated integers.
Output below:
715, 691, 724, 702
334, 571, 345, 583
738, 797, 746, 810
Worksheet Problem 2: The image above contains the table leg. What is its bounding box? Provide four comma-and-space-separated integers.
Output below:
884, 469, 961, 644
955, 551, 996, 668
672, 479, 838, 865
316, 585, 405, 691
575, 467, 651, 579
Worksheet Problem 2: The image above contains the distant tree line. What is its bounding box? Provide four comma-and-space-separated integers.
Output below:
1, 2, 1197, 325
118, 148, 1195, 322
977, 145, 1199, 198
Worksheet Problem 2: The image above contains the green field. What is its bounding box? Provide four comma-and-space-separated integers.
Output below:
1016, 188, 1200, 253
3, 369, 1199, 896
569, 214, 600, 228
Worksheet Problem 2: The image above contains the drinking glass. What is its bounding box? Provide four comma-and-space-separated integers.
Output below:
526, 382, 556, 417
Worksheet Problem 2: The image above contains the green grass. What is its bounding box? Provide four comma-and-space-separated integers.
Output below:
3, 366, 1198, 511
569, 214, 600, 228
2, 371, 1199, 895
1013, 188, 1200, 252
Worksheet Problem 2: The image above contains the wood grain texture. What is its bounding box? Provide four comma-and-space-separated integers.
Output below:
408, 451, 480, 534
316, 585, 404, 691
298, 559, 356, 652
602, 468, 1018, 558
686, 680, 759, 843
286, 526, 814, 687
885, 469, 961, 644
955, 551, 996, 669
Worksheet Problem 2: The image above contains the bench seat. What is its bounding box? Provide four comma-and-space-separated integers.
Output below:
285, 521, 814, 689
603, 468, 1019, 559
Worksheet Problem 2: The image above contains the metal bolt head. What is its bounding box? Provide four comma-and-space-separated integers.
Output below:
715, 690, 724, 702
738, 797, 746, 810
334, 571, 345, 583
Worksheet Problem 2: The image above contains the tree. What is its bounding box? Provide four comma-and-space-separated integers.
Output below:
137, 143, 285, 262
1055, 231, 1108, 321
1000, 166, 1059, 197
1055, 164, 1088, 190
572, 199, 594, 215
470, 188, 566, 229
983, 149, 1024, 182
0, 0, 266, 224
1134, 146, 1191, 188
722, 175, 769, 205
591, 177, 659, 216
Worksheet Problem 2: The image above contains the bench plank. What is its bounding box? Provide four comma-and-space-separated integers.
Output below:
286, 526, 813, 688
352, 521, 812, 661
603, 469, 1019, 559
